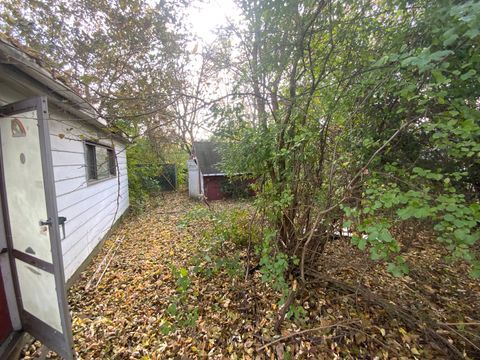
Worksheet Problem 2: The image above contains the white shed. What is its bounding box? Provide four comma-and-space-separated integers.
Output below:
188, 141, 228, 201
0, 38, 129, 358
187, 159, 201, 198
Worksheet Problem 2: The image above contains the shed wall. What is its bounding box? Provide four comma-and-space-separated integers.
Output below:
0, 81, 129, 281
203, 176, 226, 201
49, 114, 129, 280
187, 160, 200, 198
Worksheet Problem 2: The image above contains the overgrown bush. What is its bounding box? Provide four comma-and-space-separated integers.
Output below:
218, 0, 480, 280
126, 137, 189, 212
178, 205, 260, 279
126, 139, 163, 213
161, 265, 199, 335
220, 176, 255, 199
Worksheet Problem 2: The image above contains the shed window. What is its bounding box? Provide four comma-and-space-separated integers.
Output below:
85, 142, 116, 181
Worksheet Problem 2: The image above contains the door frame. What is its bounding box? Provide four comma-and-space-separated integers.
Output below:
0, 163, 21, 326
0, 97, 74, 359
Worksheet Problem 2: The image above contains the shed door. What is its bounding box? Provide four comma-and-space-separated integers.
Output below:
0, 97, 74, 359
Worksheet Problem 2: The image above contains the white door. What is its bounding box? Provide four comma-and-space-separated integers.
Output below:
0, 97, 74, 359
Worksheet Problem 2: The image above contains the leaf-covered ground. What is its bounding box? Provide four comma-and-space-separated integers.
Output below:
21, 192, 479, 359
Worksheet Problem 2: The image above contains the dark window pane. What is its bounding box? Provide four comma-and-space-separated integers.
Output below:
108, 149, 116, 176
86, 144, 97, 180
85, 142, 116, 182
95, 146, 109, 179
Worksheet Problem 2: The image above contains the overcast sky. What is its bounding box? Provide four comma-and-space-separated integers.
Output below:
186, 0, 239, 44
182, 0, 242, 139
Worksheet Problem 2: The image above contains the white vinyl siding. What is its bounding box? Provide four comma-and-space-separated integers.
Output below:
0, 76, 129, 283
48, 111, 129, 281
49, 110, 128, 280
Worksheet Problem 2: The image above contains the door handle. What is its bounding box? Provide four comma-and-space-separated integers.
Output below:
58, 216, 67, 240
0, 247, 7, 255
39, 217, 67, 240
40, 217, 66, 226
39, 218, 52, 226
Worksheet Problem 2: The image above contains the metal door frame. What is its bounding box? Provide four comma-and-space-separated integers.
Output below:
0, 96, 74, 359
0, 172, 21, 359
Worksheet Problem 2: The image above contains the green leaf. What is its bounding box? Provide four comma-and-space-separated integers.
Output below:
443, 33, 458, 46
387, 257, 409, 277
397, 207, 414, 220
370, 247, 382, 260
465, 28, 480, 39
414, 207, 432, 219
373, 55, 389, 67
380, 228, 394, 243
454, 228, 468, 241
460, 69, 476, 80
167, 303, 177, 316
432, 70, 447, 84
358, 237, 367, 251
443, 214, 455, 222
470, 261, 480, 279
429, 50, 454, 62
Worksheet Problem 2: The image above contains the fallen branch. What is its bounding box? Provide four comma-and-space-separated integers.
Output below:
244, 208, 259, 281
85, 235, 125, 290
258, 320, 357, 351
438, 323, 480, 353
85, 236, 120, 290
307, 270, 466, 360
274, 285, 299, 332
95, 236, 125, 288
439, 322, 480, 327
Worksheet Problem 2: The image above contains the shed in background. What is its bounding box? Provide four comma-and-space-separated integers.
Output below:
188, 141, 227, 201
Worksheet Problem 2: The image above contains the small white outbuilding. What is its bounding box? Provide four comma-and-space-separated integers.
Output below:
187, 159, 201, 198
0, 37, 129, 358
188, 141, 228, 201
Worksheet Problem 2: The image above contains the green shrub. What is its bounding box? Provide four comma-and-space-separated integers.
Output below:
126, 139, 163, 213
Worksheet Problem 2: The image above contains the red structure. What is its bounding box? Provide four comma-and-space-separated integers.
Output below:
203, 175, 225, 201
189, 142, 255, 201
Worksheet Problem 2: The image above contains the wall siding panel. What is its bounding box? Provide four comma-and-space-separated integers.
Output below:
48, 117, 129, 281
54, 176, 87, 196
54, 165, 86, 181
63, 199, 129, 277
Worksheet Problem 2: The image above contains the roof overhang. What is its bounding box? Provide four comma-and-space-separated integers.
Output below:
0, 38, 128, 144
202, 173, 226, 177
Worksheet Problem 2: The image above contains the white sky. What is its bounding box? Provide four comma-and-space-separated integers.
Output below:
186, 0, 239, 44
184, 0, 241, 139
